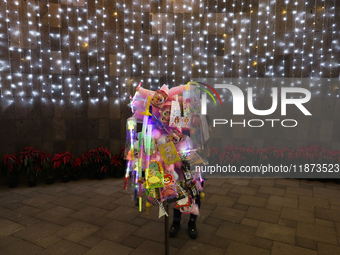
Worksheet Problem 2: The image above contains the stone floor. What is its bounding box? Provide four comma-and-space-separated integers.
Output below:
1, 178, 340, 254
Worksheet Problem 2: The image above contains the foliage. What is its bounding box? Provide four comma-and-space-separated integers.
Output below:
83, 147, 111, 178
71, 157, 82, 178
18, 147, 42, 180
1, 154, 19, 181
110, 148, 125, 177
51, 151, 74, 177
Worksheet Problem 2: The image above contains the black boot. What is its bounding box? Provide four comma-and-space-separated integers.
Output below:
188, 220, 198, 239
169, 220, 181, 238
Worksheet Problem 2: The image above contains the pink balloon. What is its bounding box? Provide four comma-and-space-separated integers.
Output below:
138, 87, 155, 99
174, 161, 182, 168
152, 152, 163, 162
152, 129, 162, 139
169, 85, 187, 97
176, 140, 188, 152
165, 164, 174, 172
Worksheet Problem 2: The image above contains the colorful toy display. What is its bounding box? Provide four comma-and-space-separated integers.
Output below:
124, 82, 208, 217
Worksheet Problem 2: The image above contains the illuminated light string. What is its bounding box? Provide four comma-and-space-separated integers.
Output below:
15, 0, 24, 101
95, 0, 100, 103
1, 0, 340, 104
86, 1, 93, 103
131, 2, 136, 90
272, 0, 277, 79
123, 0, 127, 100
140, 2, 144, 88
231, 0, 236, 79
282, 0, 288, 78
157, 1, 161, 89
182, 2, 185, 85
269, 0, 277, 97
301, 0, 307, 80
255, 1, 260, 80
114, 4, 119, 101
57, 0, 63, 103
102, 0, 108, 101
46, 0, 55, 103
311, 0, 316, 79
290, 0, 299, 94
331, 0, 339, 97
165, 0, 170, 86
75, 0, 81, 102
238, 0, 245, 79
173, 12, 176, 86
36, 0, 44, 102
214, 0, 218, 82
247, 0, 252, 79
65, 0, 75, 103
263, 0, 270, 79
5, 0, 14, 100
204, 12, 209, 84
25, 0, 34, 102
149, 3, 153, 90
320, 0, 326, 79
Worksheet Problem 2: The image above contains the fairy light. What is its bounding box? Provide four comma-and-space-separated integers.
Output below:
65, 0, 72, 102
320, 0, 326, 79
102, 1, 108, 101
157, 1, 161, 89
255, 2, 260, 79
282, 0, 288, 78
329, 0, 336, 96
57, 0, 63, 103
74, 0, 81, 102
123, 0, 127, 100
131, 6, 135, 90
0, 0, 340, 106
149, 4, 154, 90
5, 0, 13, 100
189, 0, 194, 84
238, 0, 245, 79
46, 0, 54, 102
36, 0, 45, 102
214, 1, 218, 81
181, 2, 185, 85
198, 9, 202, 84
311, 0, 317, 78
26, 0, 34, 102
230, 0, 236, 78
301, 1, 307, 79
247, 0, 252, 78
86, 1, 91, 102
114, 3, 119, 99
271, 0, 277, 78
204, 13, 209, 84
291, 0, 298, 92
263, 0, 270, 78
15, 0, 24, 101
94, 0, 100, 103
165, 1, 170, 86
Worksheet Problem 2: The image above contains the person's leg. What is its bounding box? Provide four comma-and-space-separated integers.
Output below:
188, 193, 201, 239
169, 208, 182, 237
173, 208, 182, 221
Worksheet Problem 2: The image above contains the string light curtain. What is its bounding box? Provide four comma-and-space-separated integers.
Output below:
0, 0, 339, 106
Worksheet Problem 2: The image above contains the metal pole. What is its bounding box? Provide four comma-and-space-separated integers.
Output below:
164, 203, 169, 255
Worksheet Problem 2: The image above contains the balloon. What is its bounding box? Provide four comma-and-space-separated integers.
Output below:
152, 129, 163, 139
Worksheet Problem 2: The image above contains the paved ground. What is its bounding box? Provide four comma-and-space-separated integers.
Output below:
1, 178, 340, 254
